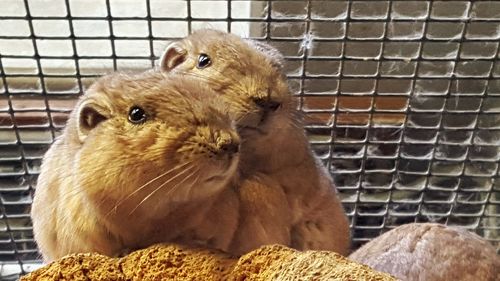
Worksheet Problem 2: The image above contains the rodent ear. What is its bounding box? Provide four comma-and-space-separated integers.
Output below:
246, 39, 285, 69
160, 42, 187, 72
76, 99, 109, 143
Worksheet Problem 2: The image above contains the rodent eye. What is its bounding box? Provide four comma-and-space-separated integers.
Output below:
128, 106, 147, 124
197, 54, 211, 69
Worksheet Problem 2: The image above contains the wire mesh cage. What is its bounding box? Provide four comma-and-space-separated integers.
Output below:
1, 0, 499, 279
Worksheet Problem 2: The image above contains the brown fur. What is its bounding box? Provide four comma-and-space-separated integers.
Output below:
160, 29, 350, 255
31, 71, 242, 262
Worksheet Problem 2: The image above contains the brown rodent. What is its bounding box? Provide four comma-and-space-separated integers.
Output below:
349, 223, 500, 281
31, 71, 242, 262
159, 29, 350, 255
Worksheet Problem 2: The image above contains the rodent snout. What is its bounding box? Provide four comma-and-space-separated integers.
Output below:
187, 129, 240, 160
211, 132, 240, 157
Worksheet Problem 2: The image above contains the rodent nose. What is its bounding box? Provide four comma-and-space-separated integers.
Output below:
219, 142, 239, 154
252, 97, 281, 112
216, 134, 240, 155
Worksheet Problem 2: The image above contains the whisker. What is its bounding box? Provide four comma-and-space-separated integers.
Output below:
164, 168, 200, 204
102, 161, 194, 218
183, 172, 201, 201
114, 161, 192, 207
128, 164, 197, 215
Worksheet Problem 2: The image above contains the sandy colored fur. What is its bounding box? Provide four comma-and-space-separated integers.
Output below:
31, 71, 241, 262
160, 29, 350, 255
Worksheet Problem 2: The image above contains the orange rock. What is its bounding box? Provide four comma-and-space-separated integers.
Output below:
22, 244, 395, 281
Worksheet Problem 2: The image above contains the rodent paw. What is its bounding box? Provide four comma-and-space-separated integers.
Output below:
291, 220, 329, 250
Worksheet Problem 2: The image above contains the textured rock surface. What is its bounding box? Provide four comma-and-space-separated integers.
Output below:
350, 223, 500, 281
22, 244, 395, 281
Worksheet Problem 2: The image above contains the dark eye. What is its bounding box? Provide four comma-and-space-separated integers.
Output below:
128, 106, 147, 124
197, 53, 211, 69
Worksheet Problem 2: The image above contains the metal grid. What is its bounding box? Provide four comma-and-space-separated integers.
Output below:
0, 0, 499, 278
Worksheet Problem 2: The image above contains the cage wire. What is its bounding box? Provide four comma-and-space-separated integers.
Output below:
1, 0, 500, 279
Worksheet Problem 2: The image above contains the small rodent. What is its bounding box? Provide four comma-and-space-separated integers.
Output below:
160, 29, 350, 255
31, 71, 242, 262
349, 223, 500, 281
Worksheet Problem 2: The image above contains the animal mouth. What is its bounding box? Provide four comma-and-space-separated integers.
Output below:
205, 174, 226, 182
239, 124, 266, 135
205, 154, 239, 182
236, 108, 275, 135
238, 110, 273, 135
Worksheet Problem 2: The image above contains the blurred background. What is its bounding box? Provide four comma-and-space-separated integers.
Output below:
0, 0, 499, 279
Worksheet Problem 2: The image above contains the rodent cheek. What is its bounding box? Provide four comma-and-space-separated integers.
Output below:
71, 125, 182, 215
177, 128, 209, 160
75, 142, 128, 202
142, 126, 186, 165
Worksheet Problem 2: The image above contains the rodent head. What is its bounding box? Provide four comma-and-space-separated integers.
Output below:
159, 29, 296, 134
69, 71, 240, 218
